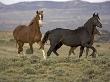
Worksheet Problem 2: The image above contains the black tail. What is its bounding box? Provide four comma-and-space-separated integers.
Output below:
40, 31, 50, 49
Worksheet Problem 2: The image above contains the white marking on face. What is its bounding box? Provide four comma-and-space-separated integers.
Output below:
42, 49, 46, 60
39, 15, 43, 27
39, 20, 43, 26
39, 15, 42, 20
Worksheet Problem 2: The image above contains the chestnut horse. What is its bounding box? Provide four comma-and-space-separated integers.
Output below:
13, 10, 45, 57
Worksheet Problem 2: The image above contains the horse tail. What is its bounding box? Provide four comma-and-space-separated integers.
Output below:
40, 31, 50, 49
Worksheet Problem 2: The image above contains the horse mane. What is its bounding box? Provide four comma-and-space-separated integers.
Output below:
73, 26, 85, 32
83, 17, 94, 35
73, 17, 93, 32
84, 17, 93, 28
28, 17, 36, 26
77, 26, 84, 30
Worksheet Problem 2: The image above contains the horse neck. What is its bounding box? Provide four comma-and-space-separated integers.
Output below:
84, 20, 94, 37
29, 19, 41, 33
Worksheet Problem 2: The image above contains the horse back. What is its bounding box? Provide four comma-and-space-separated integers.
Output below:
49, 28, 90, 46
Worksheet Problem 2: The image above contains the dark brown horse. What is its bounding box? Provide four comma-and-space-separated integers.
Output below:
68, 27, 101, 58
40, 13, 102, 59
13, 10, 44, 56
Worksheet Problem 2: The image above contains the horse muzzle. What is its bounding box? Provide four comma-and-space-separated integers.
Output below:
97, 24, 102, 28
99, 24, 102, 28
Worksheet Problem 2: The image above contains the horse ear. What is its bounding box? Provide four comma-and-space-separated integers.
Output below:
97, 13, 100, 20
96, 13, 98, 16
36, 11, 39, 14
93, 13, 96, 17
41, 11, 43, 14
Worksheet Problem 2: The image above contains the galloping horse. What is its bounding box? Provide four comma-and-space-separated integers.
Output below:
13, 10, 44, 56
40, 13, 102, 59
68, 27, 101, 58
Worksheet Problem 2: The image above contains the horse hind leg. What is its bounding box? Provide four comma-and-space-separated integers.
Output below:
68, 47, 76, 59
68, 47, 73, 57
37, 41, 46, 60
47, 41, 60, 58
18, 41, 24, 56
29, 43, 33, 54
53, 41, 63, 56
83, 44, 97, 58
85, 48, 89, 58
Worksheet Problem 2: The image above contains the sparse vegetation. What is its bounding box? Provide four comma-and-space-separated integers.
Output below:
0, 32, 110, 82
25, 48, 33, 54
96, 44, 101, 47
0, 1, 110, 81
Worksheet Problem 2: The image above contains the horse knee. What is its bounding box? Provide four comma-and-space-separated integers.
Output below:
18, 48, 23, 54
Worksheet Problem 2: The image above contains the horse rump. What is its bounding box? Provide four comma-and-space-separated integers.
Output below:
40, 31, 50, 49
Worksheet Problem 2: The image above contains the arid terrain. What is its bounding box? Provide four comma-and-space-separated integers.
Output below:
0, 31, 110, 82
0, 0, 110, 82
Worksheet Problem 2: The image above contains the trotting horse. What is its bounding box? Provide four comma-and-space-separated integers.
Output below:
40, 13, 102, 59
13, 10, 45, 57
68, 27, 101, 58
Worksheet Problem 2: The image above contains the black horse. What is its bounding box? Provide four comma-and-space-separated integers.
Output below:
68, 26, 101, 58
41, 13, 102, 59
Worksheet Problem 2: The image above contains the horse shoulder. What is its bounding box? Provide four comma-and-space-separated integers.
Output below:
13, 25, 28, 37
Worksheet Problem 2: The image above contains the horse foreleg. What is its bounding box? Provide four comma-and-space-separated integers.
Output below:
47, 47, 53, 57
29, 43, 33, 54
90, 47, 97, 58
68, 47, 72, 59
83, 44, 97, 58
79, 46, 84, 58
85, 48, 89, 58
70, 47, 76, 55
68, 47, 75, 57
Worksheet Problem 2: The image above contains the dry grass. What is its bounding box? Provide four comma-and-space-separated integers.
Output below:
0, 32, 110, 82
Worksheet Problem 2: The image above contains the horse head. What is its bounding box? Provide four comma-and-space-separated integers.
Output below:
36, 10, 43, 27
92, 13, 102, 28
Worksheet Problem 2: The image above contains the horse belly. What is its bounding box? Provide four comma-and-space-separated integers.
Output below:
62, 37, 80, 47
17, 31, 31, 43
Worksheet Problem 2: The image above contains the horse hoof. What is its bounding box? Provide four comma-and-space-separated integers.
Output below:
92, 55, 96, 58
79, 55, 82, 58
17, 54, 20, 57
